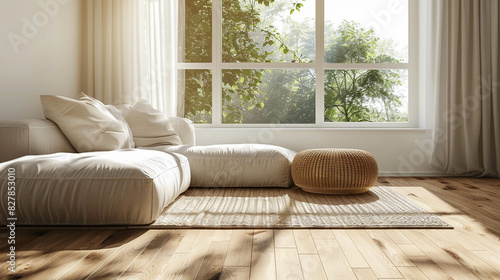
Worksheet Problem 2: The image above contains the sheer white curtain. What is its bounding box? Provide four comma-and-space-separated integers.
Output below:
83, 0, 179, 116
429, 0, 500, 177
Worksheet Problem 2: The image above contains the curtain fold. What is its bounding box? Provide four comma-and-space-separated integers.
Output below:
83, 0, 179, 116
431, 0, 500, 177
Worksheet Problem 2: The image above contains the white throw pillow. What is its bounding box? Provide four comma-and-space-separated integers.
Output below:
104, 105, 136, 148
117, 99, 183, 147
40, 95, 132, 152
79, 93, 135, 148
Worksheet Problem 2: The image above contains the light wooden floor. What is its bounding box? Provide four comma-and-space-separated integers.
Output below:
2, 177, 500, 280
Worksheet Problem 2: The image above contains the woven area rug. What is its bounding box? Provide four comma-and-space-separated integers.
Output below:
138, 186, 451, 229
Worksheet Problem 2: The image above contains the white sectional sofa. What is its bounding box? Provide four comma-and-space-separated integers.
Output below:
0, 118, 296, 225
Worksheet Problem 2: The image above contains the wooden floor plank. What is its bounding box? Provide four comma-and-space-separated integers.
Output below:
175, 230, 202, 253
309, 229, 335, 239
401, 177, 500, 235
403, 230, 480, 280
223, 230, 253, 267
447, 216, 500, 258
220, 267, 250, 280
275, 248, 304, 280
407, 256, 453, 280
292, 230, 317, 254
8, 230, 114, 279
348, 230, 402, 279
398, 266, 430, 280
423, 230, 500, 279
138, 230, 186, 280
385, 230, 413, 245
314, 237, 357, 280
299, 254, 327, 280
59, 230, 146, 280
352, 268, 378, 280
25, 230, 114, 280
195, 240, 229, 280
87, 231, 159, 279
154, 253, 189, 280
250, 230, 275, 280
367, 230, 415, 267
274, 229, 296, 248
333, 230, 369, 268
175, 230, 215, 279
213, 230, 232, 242
471, 250, 500, 275
0, 229, 47, 251
397, 244, 426, 258
119, 230, 177, 276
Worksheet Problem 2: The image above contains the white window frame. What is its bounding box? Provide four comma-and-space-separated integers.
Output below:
178, 0, 419, 128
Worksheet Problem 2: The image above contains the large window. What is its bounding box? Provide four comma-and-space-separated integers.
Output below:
178, 0, 417, 127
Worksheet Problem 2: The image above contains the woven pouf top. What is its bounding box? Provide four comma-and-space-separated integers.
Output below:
291, 149, 378, 195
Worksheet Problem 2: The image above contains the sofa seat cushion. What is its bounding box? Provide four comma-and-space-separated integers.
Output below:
0, 149, 190, 225
142, 144, 297, 187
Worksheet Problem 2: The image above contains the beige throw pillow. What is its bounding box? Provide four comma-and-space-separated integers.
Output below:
40, 95, 132, 152
78, 93, 135, 148
104, 105, 136, 148
117, 99, 183, 147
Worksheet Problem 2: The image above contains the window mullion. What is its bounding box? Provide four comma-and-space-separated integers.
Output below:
219, 63, 316, 69
324, 63, 410, 70
315, 0, 325, 126
212, 0, 222, 126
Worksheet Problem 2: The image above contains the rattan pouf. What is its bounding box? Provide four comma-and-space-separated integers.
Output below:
291, 149, 378, 194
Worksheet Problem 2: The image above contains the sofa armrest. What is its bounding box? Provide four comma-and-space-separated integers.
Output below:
169, 117, 196, 146
0, 119, 76, 163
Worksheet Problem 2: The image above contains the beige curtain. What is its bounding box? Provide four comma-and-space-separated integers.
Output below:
431, 0, 500, 177
83, 0, 179, 116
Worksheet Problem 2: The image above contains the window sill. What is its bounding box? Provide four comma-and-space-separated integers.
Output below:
194, 125, 431, 132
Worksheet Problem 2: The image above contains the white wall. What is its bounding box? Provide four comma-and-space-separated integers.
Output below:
0, 0, 83, 120
196, 128, 442, 176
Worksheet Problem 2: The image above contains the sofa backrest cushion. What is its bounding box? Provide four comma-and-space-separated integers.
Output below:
169, 117, 196, 146
0, 117, 196, 163
0, 119, 76, 163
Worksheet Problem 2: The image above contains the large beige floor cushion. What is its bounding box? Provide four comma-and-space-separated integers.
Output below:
0, 149, 190, 225
143, 144, 297, 187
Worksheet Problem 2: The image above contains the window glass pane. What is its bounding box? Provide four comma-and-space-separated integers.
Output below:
222, 69, 315, 124
181, 70, 212, 123
181, 0, 212, 62
324, 69, 408, 122
324, 0, 408, 63
222, 0, 315, 63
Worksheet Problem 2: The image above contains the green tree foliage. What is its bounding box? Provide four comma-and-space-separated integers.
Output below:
240, 69, 315, 124
183, 0, 212, 123
184, 0, 212, 63
324, 21, 406, 122
221, 0, 312, 123
183, 70, 212, 124
184, 0, 308, 123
